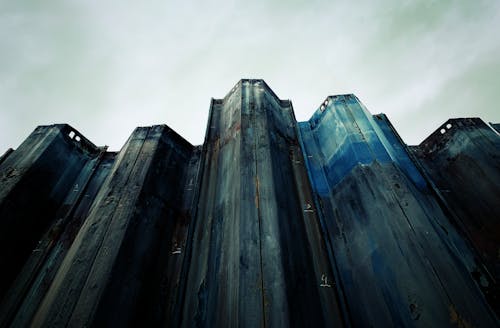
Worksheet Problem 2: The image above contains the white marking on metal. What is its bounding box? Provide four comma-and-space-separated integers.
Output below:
304, 203, 314, 213
320, 274, 332, 288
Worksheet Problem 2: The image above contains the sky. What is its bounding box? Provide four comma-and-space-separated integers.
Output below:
1, 0, 499, 152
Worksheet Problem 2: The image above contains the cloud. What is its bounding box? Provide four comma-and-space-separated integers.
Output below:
0, 0, 499, 151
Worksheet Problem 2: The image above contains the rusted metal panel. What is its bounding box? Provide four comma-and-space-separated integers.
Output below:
0, 80, 498, 327
412, 118, 500, 312
298, 96, 498, 326
0, 125, 102, 304
27, 125, 197, 327
1, 151, 115, 327
177, 80, 344, 328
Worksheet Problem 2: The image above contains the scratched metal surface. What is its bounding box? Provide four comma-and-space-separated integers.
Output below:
412, 118, 500, 312
0, 125, 103, 305
298, 96, 498, 327
0, 80, 498, 327
177, 80, 344, 327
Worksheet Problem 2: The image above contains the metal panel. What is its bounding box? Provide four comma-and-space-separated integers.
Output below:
412, 118, 500, 312
299, 97, 498, 327
0, 80, 498, 327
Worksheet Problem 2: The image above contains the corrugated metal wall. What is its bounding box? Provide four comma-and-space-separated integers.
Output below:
0, 80, 498, 327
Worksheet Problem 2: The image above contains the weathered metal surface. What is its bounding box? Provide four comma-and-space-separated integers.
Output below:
491, 123, 500, 134
412, 118, 500, 312
0, 125, 102, 304
0, 80, 498, 327
299, 96, 498, 326
0, 149, 13, 167
30, 125, 197, 327
177, 80, 344, 327
0, 151, 115, 326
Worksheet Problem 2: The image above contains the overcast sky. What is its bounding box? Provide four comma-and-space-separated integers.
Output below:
1, 0, 499, 152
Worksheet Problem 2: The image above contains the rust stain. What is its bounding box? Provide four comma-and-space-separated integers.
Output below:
449, 305, 472, 328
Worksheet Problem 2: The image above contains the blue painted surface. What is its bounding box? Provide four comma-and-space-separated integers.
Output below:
297, 94, 498, 327
299, 94, 426, 191
371, 113, 428, 190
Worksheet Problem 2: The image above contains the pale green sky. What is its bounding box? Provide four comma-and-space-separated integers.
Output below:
1, 0, 499, 151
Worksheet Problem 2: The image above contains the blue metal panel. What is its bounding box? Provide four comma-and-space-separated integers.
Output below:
371, 114, 427, 190
298, 93, 498, 327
